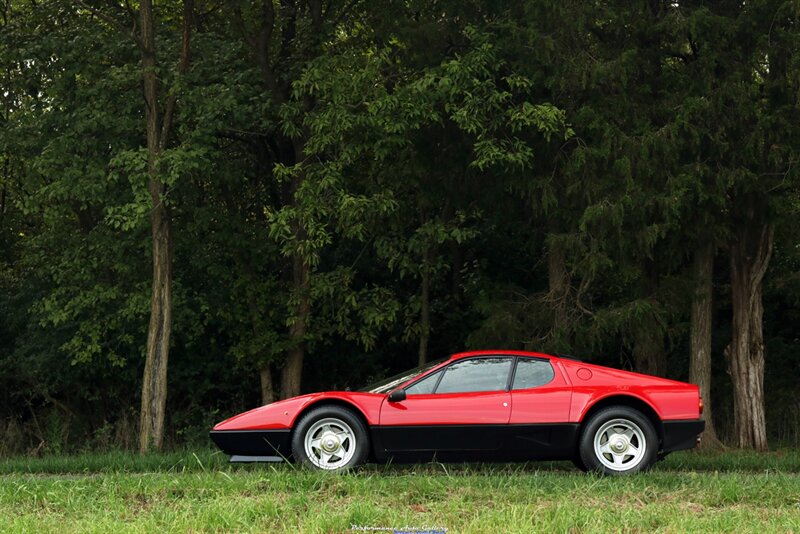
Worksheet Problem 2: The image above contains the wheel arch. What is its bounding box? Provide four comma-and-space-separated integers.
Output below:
293, 398, 371, 428
580, 395, 664, 447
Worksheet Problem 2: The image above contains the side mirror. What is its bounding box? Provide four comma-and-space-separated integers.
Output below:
388, 389, 407, 403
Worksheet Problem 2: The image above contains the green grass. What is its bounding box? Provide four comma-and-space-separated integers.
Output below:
1, 450, 799, 533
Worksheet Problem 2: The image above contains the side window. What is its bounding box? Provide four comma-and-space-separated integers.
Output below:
512, 358, 555, 390
405, 370, 441, 395
435, 357, 513, 394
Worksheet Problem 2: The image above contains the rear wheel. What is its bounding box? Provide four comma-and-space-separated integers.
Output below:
291, 405, 369, 472
578, 406, 657, 475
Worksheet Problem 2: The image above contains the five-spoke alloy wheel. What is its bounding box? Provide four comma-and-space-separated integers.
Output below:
578, 406, 657, 475
291, 405, 368, 471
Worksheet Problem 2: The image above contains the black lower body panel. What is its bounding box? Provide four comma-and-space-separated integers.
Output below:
210, 429, 291, 458
661, 419, 705, 452
505, 423, 580, 458
210, 421, 704, 464
371, 423, 580, 462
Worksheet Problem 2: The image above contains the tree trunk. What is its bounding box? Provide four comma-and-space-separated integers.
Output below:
281, 137, 310, 399
138, 0, 167, 453
138, 0, 191, 453
1, 160, 7, 226
2, 68, 7, 227
281, 255, 311, 399
260, 365, 275, 405
139, 201, 172, 452
728, 213, 772, 451
418, 247, 431, 366
281, 252, 309, 399
248, 294, 275, 406
689, 240, 722, 449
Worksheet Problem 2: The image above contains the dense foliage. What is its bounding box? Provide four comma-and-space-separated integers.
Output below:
0, 0, 798, 454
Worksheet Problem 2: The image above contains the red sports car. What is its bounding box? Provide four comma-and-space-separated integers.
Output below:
210, 350, 705, 475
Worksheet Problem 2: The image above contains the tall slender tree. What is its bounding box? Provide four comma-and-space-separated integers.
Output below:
138, 0, 193, 452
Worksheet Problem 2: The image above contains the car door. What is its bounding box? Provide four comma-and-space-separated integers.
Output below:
378, 356, 513, 452
507, 357, 574, 455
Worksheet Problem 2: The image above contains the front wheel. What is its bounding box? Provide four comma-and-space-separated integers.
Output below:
578, 406, 658, 475
291, 405, 369, 471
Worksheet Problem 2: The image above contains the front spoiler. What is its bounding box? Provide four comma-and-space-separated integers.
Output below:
661, 419, 706, 452
230, 455, 285, 463
210, 429, 291, 459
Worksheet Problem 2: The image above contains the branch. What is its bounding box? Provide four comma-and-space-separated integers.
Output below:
232, 0, 283, 100
230, 2, 257, 49
308, 0, 322, 30
256, 0, 282, 100
160, 0, 194, 151
75, 0, 144, 50
122, 0, 139, 37
750, 224, 774, 289
275, 0, 296, 79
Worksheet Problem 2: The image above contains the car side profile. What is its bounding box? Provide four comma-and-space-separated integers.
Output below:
210, 350, 705, 475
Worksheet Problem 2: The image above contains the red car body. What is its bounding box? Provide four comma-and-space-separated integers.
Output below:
210, 350, 704, 464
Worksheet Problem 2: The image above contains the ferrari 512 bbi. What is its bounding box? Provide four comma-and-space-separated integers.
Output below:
210, 351, 705, 475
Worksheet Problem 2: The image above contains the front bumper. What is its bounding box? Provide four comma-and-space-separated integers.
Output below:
209, 429, 291, 460
661, 419, 705, 452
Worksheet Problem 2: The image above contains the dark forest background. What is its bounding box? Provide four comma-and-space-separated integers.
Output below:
1, 0, 799, 456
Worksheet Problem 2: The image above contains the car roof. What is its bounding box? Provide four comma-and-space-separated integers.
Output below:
448, 350, 557, 361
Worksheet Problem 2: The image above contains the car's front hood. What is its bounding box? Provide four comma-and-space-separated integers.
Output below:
212, 391, 386, 431
213, 393, 324, 431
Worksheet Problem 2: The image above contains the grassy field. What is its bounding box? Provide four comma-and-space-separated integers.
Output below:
0, 450, 799, 533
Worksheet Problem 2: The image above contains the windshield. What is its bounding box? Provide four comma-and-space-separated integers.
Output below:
358, 358, 446, 394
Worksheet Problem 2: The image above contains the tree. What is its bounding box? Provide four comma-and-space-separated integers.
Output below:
71, 0, 195, 451
231, 0, 364, 399
688, 241, 722, 448
136, 0, 193, 453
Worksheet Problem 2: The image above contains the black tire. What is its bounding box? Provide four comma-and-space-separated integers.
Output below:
291, 405, 369, 472
572, 454, 588, 472
578, 406, 658, 475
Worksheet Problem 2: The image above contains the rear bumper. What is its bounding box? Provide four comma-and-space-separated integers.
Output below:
209, 429, 291, 458
661, 419, 705, 452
